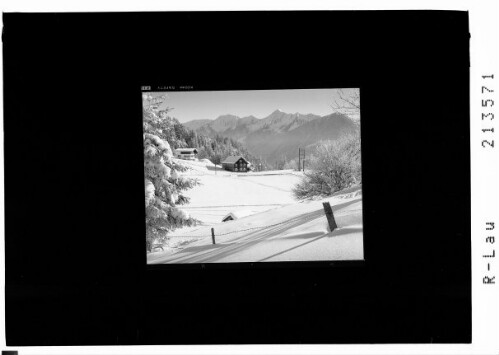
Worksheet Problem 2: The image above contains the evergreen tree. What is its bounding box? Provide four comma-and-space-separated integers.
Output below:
143, 94, 198, 251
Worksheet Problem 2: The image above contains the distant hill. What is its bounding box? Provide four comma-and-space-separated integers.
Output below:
182, 119, 212, 130
183, 110, 359, 164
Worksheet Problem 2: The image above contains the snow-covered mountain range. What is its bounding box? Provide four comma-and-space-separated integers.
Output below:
183, 109, 359, 164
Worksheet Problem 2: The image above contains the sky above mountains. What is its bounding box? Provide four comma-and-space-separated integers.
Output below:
152, 88, 359, 123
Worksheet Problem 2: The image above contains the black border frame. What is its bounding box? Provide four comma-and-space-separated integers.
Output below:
3, 10, 471, 345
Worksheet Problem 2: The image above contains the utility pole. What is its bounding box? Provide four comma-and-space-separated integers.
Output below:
302, 148, 305, 172
298, 148, 301, 172
298, 147, 306, 172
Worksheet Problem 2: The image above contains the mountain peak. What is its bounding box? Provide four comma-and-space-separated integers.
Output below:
216, 114, 239, 120
266, 109, 288, 118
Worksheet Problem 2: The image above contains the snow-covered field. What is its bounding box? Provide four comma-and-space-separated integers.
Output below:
147, 159, 363, 264
175, 159, 302, 224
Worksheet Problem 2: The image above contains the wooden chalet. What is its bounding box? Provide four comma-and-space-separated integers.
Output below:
221, 156, 250, 172
174, 148, 198, 160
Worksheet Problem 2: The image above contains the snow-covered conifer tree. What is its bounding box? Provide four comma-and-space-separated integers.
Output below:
143, 94, 198, 251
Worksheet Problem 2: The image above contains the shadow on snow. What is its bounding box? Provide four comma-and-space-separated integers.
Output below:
158, 197, 362, 264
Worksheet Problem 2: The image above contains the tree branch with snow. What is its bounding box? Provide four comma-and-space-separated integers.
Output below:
143, 94, 199, 251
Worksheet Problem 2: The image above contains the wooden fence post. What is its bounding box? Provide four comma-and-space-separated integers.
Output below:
211, 228, 216, 244
322, 202, 338, 232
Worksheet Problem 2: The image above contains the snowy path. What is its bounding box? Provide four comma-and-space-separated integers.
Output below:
148, 191, 363, 264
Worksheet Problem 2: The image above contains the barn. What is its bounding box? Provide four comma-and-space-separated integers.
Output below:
221, 156, 250, 172
174, 148, 198, 160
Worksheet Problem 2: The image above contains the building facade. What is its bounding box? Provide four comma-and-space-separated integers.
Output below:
174, 148, 198, 160
221, 156, 250, 172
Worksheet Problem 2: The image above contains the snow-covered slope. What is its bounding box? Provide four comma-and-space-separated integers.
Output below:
148, 159, 363, 264
174, 159, 301, 224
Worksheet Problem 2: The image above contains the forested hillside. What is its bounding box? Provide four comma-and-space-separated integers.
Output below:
163, 114, 271, 170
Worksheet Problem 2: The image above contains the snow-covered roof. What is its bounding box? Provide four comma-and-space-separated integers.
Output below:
222, 209, 254, 222
175, 148, 198, 153
221, 155, 248, 164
